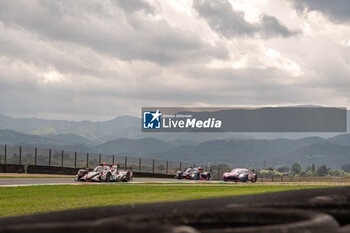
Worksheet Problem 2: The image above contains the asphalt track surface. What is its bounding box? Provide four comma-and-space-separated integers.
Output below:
0, 177, 220, 186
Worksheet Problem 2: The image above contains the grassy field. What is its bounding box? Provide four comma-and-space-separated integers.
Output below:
0, 184, 340, 217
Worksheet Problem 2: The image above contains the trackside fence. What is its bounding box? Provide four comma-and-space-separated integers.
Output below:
257, 175, 350, 183
0, 144, 348, 182
0, 144, 204, 176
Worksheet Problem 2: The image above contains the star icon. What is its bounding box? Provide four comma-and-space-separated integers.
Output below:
151, 109, 161, 122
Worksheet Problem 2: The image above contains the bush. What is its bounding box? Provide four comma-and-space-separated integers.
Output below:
328, 169, 344, 176
316, 165, 329, 176
258, 170, 285, 178
259, 169, 274, 178
291, 163, 302, 177
305, 170, 315, 177
276, 166, 289, 173
296, 170, 308, 177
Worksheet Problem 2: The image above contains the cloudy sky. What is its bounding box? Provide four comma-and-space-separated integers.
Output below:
0, 0, 350, 121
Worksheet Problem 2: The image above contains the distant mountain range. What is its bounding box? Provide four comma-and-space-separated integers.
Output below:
0, 114, 245, 143
0, 113, 347, 143
0, 114, 141, 142
0, 126, 350, 169
150, 135, 350, 169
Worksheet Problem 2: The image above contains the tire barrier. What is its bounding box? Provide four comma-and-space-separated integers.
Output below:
0, 187, 349, 233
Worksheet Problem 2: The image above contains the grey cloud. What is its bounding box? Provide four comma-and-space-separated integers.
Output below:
0, 0, 227, 65
0, 0, 348, 121
289, 0, 350, 23
260, 15, 299, 38
193, 0, 299, 38
193, 0, 256, 37
0, 64, 314, 120
112, 0, 154, 14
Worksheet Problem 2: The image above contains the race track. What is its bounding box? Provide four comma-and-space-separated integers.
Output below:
0, 177, 219, 186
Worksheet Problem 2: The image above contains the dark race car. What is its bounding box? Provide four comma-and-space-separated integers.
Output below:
175, 167, 211, 180
222, 168, 257, 182
76, 164, 133, 182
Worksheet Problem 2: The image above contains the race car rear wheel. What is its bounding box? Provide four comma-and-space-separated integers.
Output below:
242, 175, 248, 182
252, 176, 257, 183
125, 173, 131, 182
106, 173, 111, 182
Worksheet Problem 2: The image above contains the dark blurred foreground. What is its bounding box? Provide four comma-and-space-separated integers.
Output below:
0, 186, 350, 233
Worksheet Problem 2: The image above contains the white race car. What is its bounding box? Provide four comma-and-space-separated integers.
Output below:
76, 164, 133, 182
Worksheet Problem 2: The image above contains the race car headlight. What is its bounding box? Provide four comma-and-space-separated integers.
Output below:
239, 174, 245, 177
191, 174, 195, 177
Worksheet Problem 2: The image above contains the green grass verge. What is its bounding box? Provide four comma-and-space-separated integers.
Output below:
0, 184, 339, 217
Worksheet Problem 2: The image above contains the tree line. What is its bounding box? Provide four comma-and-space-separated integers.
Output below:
258, 163, 350, 178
